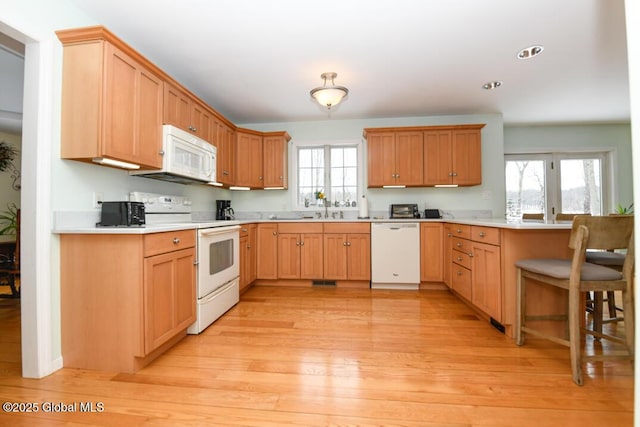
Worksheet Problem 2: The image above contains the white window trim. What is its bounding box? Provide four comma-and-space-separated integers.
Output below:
505, 149, 614, 217
290, 139, 364, 211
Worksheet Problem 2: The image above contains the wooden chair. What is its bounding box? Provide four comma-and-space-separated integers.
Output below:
585, 250, 625, 334
0, 209, 20, 298
555, 212, 590, 222
522, 213, 544, 221
515, 215, 634, 385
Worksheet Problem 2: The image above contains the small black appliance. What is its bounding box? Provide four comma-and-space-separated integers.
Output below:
216, 200, 234, 220
97, 201, 145, 227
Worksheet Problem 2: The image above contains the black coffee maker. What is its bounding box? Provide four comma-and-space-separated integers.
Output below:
216, 200, 234, 220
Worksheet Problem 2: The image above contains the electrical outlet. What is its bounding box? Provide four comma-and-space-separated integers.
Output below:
92, 192, 104, 208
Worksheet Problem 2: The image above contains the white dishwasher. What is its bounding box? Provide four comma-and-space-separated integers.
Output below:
371, 222, 420, 289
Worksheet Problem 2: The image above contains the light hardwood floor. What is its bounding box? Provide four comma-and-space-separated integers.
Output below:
0, 286, 634, 426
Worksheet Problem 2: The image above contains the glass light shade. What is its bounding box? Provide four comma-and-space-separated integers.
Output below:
310, 72, 349, 109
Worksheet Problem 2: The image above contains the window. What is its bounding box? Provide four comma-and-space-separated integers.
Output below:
505, 152, 609, 220
294, 142, 362, 209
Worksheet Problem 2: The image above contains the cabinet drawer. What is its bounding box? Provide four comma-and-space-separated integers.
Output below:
451, 264, 472, 301
278, 222, 323, 234
451, 237, 471, 253
450, 224, 471, 239
239, 224, 255, 237
452, 249, 472, 270
471, 226, 500, 245
144, 230, 196, 257
323, 222, 370, 234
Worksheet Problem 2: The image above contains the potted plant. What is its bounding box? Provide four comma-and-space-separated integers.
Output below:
614, 203, 634, 215
0, 203, 18, 236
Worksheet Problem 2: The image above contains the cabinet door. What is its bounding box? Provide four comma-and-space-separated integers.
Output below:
236, 132, 263, 187
278, 233, 300, 279
143, 247, 195, 355
191, 101, 213, 143
163, 82, 191, 130
443, 224, 455, 287
423, 130, 452, 185
452, 129, 482, 186
215, 120, 235, 185
451, 264, 472, 301
239, 235, 250, 291
395, 131, 423, 186
323, 233, 348, 280
104, 43, 163, 168
367, 132, 395, 187
471, 241, 501, 320
300, 233, 324, 279
263, 135, 288, 188
248, 225, 257, 284
346, 233, 371, 280
420, 223, 443, 282
257, 223, 278, 279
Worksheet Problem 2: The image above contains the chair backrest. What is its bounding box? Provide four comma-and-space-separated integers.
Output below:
522, 213, 544, 221
569, 215, 634, 251
556, 212, 591, 222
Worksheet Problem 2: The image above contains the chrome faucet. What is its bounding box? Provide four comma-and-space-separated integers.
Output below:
324, 200, 330, 218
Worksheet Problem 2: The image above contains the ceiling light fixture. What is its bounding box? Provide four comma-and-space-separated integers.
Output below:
482, 81, 502, 90
310, 72, 349, 110
517, 45, 544, 59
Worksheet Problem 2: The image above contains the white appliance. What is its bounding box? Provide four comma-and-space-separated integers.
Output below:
129, 192, 240, 334
130, 125, 217, 185
371, 222, 420, 289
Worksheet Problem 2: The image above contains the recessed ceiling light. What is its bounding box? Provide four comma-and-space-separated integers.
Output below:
517, 45, 544, 59
482, 81, 502, 90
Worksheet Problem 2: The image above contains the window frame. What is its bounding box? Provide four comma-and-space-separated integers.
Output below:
504, 150, 613, 219
290, 139, 364, 211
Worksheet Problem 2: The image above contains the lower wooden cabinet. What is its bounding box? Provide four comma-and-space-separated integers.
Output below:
420, 223, 443, 282
278, 231, 324, 279
239, 224, 257, 292
323, 223, 371, 281
256, 223, 278, 279
60, 230, 196, 373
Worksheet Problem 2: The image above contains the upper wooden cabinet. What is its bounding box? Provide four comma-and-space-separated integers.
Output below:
364, 124, 485, 188
164, 82, 214, 143
212, 118, 236, 186
366, 131, 423, 187
424, 126, 483, 186
236, 128, 290, 189
57, 27, 164, 169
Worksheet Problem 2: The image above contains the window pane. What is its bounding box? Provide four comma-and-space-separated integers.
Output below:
299, 149, 311, 167
560, 158, 602, 215
505, 160, 546, 220
343, 147, 357, 166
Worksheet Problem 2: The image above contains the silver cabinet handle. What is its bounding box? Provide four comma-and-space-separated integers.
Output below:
159, 150, 165, 156
457, 256, 463, 261
272, 231, 278, 236
241, 228, 248, 232
479, 232, 486, 237
173, 238, 180, 244
468, 252, 474, 257
447, 233, 453, 237
300, 241, 304, 246
456, 242, 462, 247
457, 271, 463, 276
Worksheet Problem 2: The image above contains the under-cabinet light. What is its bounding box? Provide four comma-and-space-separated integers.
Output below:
434, 184, 459, 188
207, 181, 223, 187
382, 185, 406, 189
92, 157, 140, 170
264, 187, 285, 190
229, 186, 251, 191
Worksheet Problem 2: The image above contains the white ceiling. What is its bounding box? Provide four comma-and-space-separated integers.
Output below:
3, 0, 632, 133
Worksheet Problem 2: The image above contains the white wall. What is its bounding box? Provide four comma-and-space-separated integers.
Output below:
504, 124, 633, 210
236, 113, 505, 217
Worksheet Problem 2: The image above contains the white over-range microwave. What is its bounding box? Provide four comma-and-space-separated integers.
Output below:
130, 124, 217, 185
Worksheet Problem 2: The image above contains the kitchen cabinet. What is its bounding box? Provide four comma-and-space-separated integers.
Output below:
323, 223, 371, 281
447, 224, 501, 321
164, 82, 214, 143
236, 129, 290, 189
423, 126, 483, 186
420, 223, 443, 282
239, 224, 257, 292
212, 117, 236, 185
277, 223, 324, 279
57, 27, 163, 169
60, 230, 196, 373
365, 131, 423, 187
443, 223, 456, 287
256, 223, 278, 279
143, 231, 197, 354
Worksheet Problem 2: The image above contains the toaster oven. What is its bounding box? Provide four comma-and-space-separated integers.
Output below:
97, 201, 146, 227
389, 204, 420, 219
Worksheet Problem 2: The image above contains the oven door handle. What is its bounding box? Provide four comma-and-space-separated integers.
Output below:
198, 225, 241, 237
